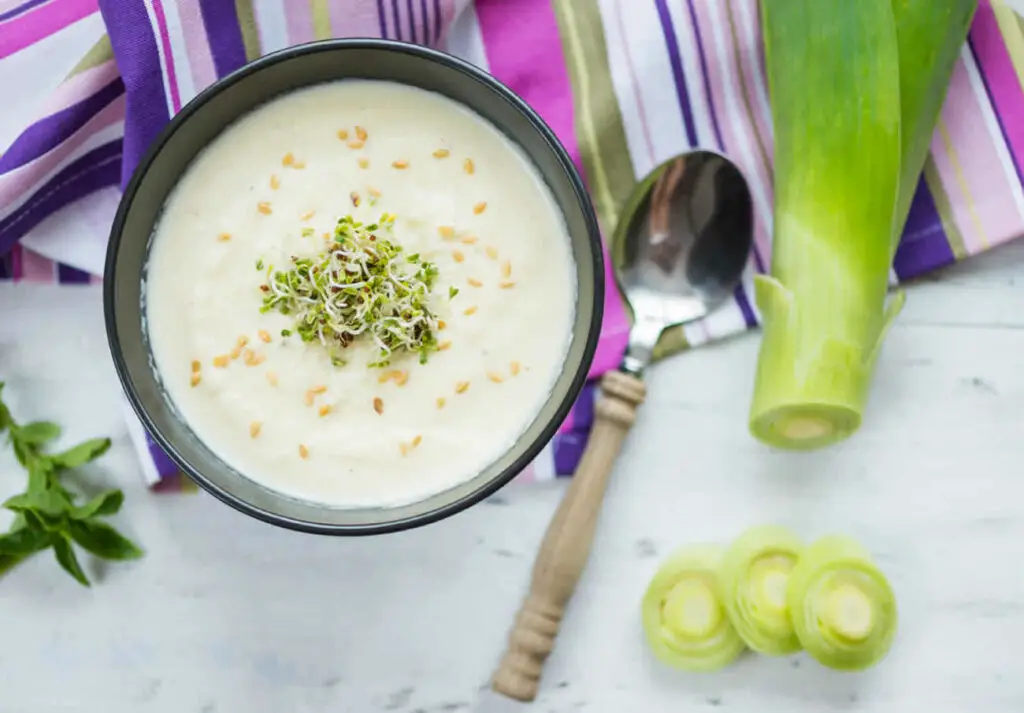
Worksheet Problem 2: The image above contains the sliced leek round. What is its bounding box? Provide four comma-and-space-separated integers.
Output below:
721, 524, 804, 655
641, 544, 745, 672
788, 535, 898, 671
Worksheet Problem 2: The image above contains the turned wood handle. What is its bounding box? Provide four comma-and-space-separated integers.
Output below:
491, 370, 647, 702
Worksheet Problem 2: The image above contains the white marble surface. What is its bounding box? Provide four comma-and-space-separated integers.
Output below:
2, 239, 1024, 713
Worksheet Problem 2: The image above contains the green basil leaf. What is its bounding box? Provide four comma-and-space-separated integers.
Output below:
16, 421, 61, 445
0, 524, 51, 556
0, 553, 28, 578
52, 535, 90, 587
11, 437, 32, 468
67, 520, 143, 561
0, 382, 10, 433
51, 438, 111, 469
72, 490, 124, 520
4, 488, 71, 518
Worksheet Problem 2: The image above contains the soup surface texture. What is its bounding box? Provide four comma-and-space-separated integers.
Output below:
146, 80, 577, 508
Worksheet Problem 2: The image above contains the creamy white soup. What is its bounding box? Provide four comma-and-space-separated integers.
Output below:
145, 80, 577, 508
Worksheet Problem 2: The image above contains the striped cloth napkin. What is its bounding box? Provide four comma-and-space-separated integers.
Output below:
3, 0, 1024, 493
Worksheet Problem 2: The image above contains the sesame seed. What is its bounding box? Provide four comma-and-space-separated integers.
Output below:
237, 335, 250, 348
229, 346, 242, 360
412, 435, 422, 448
463, 306, 478, 316
468, 278, 483, 288
502, 260, 512, 278
438, 226, 456, 239
282, 152, 295, 166
351, 191, 361, 207
242, 349, 255, 365
433, 149, 450, 158
460, 236, 478, 245
378, 371, 394, 384
258, 201, 272, 215
355, 126, 368, 142
318, 404, 331, 417
292, 160, 306, 169
511, 361, 521, 376
438, 320, 447, 330
311, 385, 327, 394
347, 140, 365, 150
436, 397, 446, 409
270, 174, 281, 190
250, 421, 262, 438
358, 158, 370, 169
304, 391, 316, 407
218, 232, 231, 242
301, 210, 316, 221
487, 371, 505, 384
258, 329, 272, 343
299, 444, 310, 459
337, 129, 349, 140
473, 202, 487, 215
400, 442, 410, 457
190, 373, 201, 387
455, 381, 470, 394
368, 186, 381, 197
499, 281, 516, 289
373, 397, 384, 415
392, 160, 410, 169
191, 360, 201, 373
464, 158, 475, 174
394, 371, 409, 387
452, 250, 465, 263
438, 340, 452, 351
213, 354, 230, 368
267, 371, 279, 386
485, 246, 498, 259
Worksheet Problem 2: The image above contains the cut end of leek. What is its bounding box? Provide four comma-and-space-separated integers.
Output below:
721, 525, 804, 655
750, 404, 860, 452
788, 535, 898, 671
642, 544, 746, 673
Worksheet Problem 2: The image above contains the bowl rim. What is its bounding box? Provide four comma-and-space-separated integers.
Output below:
104, 38, 605, 536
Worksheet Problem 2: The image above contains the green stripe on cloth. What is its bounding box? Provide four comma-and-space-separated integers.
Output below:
67, 35, 114, 78
923, 156, 970, 260
551, 0, 636, 235
235, 0, 262, 62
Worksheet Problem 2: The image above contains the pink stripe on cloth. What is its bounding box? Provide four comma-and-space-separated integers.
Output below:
285, 0, 315, 44
0, 95, 124, 209
476, 0, 630, 379
0, 0, 97, 59
40, 59, 119, 114
149, 0, 183, 113
18, 247, 57, 282
932, 57, 1020, 253
176, 0, 218, 91
970, 0, 1024, 182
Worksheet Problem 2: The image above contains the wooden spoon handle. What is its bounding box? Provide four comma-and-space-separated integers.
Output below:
490, 370, 647, 702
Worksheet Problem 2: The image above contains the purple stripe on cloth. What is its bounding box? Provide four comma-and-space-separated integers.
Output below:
147, 433, 182, 478
98, 0, 171, 186
654, 0, 698, 146
0, 252, 10, 279
553, 431, 587, 476
571, 381, 597, 433
967, 36, 1024, 188
405, 0, 415, 43
683, 0, 724, 149
432, 0, 440, 44
733, 284, 757, 328
0, 140, 122, 256
56, 262, 92, 284
419, 0, 428, 45
199, 0, 248, 78
0, 0, 51, 22
376, 0, 389, 38
0, 78, 125, 173
893, 178, 955, 279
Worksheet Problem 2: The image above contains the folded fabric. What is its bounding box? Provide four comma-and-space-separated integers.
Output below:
3, 0, 1024, 492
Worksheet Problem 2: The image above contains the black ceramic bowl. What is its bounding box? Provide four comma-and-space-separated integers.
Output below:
104, 39, 604, 535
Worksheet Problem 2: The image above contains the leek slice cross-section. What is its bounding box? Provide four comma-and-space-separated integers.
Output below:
641, 544, 746, 672
721, 525, 804, 655
787, 535, 898, 671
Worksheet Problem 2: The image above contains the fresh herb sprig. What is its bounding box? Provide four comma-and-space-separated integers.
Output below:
259, 213, 442, 368
0, 382, 142, 586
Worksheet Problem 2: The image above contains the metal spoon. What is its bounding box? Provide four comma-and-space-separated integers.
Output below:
490, 150, 754, 703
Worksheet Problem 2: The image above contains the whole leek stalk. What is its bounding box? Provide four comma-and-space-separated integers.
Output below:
641, 544, 746, 672
749, 0, 977, 450
720, 525, 804, 655
787, 536, 898, 671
